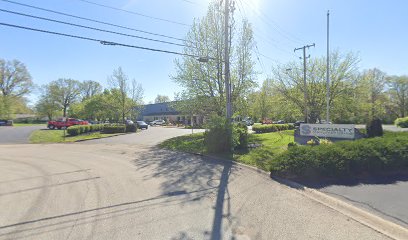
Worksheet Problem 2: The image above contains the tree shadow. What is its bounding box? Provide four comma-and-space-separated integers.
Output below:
133, 147, 235, 240
273, 170, 408, 189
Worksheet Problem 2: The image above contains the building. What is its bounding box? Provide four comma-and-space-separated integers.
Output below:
137, 102, 204, 125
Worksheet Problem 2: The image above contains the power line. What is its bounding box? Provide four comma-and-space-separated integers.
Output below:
76, 0, 190, 27
0, 8, 187, 47
239, 0, 305, 45
0, 0, 188, 43
0, 22, 205, 59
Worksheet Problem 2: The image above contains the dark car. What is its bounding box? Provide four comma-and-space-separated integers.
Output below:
294, 121, 306, 127
137, 121, 149, 129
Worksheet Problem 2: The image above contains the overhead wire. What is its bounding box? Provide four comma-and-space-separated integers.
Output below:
0, 0, 189, 43
0, 22, 206, 59
76, 0, 191, 27
0, 8, 187, 47
234, 0, 285, 68
239, 0, 305, 45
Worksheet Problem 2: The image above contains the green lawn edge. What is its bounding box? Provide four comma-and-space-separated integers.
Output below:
159, 130, 294, 171
29, 129, 126, 143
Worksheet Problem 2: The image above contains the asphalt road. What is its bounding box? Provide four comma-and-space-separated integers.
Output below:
0, 126, 45, 144
302, 175, 408, 229
0, 128, 391, 240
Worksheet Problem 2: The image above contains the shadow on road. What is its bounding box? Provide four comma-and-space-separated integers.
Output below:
133, 147, 235, 240
283, 171, 408, 189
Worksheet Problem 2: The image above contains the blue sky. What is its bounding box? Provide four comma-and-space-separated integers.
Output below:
0, 0, 407, 105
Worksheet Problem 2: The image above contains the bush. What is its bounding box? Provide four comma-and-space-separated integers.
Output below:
67, 125, 81, 136
204, 116, 230, 153
252, 124, 294, 133
395, 117, 408, 128
366, 118, 383, 138
271, 132, 408, 178
233, 122, 248, 150
126, 123, 137, 133
103, 124, 126, 134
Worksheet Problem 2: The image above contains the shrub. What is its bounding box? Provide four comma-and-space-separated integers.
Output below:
204, 115, 230, 153
233, 122, 248, 150
126, 123, 137, 133
103, 124, 126, 134
67, 125, 81, 136
252, 124, 294, 133
395, 117, 408, 128
271, 132, 408, 178
366, 118, 383, 138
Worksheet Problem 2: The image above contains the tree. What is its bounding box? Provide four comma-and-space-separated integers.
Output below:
108, 67, 143, 122
357, 68, 388, 121
0, 59, 33, 118
272, 51, 359, 123
80, 80, 102, 100
172, 1, 257, 117
47, 78, 82, 117
35, 86, 61, 120
387, 75, 408, 118
154, 94, 170, 103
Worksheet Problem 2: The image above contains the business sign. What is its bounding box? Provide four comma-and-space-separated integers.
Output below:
299, 124, 355, 139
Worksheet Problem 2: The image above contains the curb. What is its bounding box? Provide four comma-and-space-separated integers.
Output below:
185, 151, 408, 240
274, 176, 408, 240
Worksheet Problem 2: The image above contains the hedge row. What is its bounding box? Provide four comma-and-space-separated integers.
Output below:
67, 124, 104, 136
271, 132, 408, 178
103, 124, 126, 134
67, 123, 134, 136
252, 124, 294, 133
395, 117, 408, 128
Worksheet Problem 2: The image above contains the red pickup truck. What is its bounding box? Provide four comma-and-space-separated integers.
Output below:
47, 118, 89, 130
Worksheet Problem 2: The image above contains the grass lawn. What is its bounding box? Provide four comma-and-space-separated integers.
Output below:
29, 129, 124, 143
235, 130, 294, 170
13, 123, 46, 127
159, 132, 206, 153
159, 130, 295, 171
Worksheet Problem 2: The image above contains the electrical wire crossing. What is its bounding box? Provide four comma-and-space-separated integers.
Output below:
0, 22, 208, 59
76, 0, 191, 27
0, 0, 188, 43
0, 8, 186, 47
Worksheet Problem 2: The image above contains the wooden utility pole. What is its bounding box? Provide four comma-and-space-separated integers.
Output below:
294, 43, 315, 123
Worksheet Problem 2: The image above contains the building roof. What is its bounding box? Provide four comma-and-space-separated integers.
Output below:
139, 102, 180, 116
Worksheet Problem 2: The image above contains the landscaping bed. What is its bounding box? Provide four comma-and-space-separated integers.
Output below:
29, 129, 124, 143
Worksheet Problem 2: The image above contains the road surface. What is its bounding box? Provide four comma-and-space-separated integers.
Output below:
0, 126, 44, 144
0, 127, 391, 240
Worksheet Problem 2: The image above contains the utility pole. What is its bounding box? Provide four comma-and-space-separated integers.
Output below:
326, 10, 330, 123
224, 0, 233, 151
294, 43, 315, 123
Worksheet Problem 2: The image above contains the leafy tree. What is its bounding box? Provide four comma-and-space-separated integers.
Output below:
272, 51, 359, 123
35, 86, 61, 120
0, 59, 33, 118
80, 80, 102, 100
154, 94, 170, 103
387, 75, 408, 118
47, 78, 82, 117
108, 67, 143, 122
172, 1, 257, 117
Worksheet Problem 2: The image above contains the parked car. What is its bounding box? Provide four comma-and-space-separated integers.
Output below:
125, 120, 134, 125
47, 118, 88, 130
294, 121, 306, 127
136, 121, 149, 130
241, 117, 254, 126
150, 119, 165, 126
262, 118, 272, 124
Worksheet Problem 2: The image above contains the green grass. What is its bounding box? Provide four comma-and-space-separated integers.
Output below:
29, 129, 124, 143
159, 132, 206, 154
13, 123, 46, 127
159, 130, 295, 171
234, 130, 294, 170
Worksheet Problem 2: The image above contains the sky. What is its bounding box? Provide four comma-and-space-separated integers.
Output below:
0, 0, 407, 106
